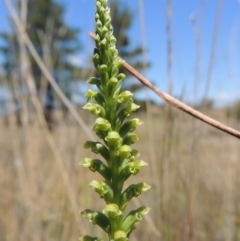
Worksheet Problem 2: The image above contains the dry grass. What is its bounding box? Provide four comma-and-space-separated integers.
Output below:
0, 105, 240, 241
2, 0, 240, 240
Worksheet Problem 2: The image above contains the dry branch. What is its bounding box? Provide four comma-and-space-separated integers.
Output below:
88, 32, 240, 139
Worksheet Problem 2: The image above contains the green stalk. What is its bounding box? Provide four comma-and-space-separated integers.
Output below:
79, 1, 150, 240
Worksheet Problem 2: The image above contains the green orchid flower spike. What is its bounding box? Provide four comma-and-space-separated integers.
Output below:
80, 0, 150, 240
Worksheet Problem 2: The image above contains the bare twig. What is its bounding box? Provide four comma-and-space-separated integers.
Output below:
192, 0, 205, 99
89, 32, 240, 139
123, 59, 240, 139
203, 0, 223, 103
166, 0, 173, 94
15, 0, 84, 232
5, 0, 87, 232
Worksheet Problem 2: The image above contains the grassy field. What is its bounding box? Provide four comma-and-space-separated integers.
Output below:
1, 104, 240, 241
1, 0, 240, 240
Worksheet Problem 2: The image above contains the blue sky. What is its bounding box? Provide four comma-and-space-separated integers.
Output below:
0, 0, 240, 106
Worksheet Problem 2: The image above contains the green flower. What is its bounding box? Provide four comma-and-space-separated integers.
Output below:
89, 180, 109, 196
94, 117, 111, 132
122, 207, 150, 234
81, 209, 111, 233
127, 160, 148, 175
120, 160, 148, 182
85, 89, 98, 100
120, 183, 150, 210
130, 149, 140, 160
83, 103, 105, 117
116, 145, 132, 159
120, 118, 144, 136
105, 131, 122, 147
84, 141, 110, 161
116, 73, 126, 81
112, 230, 128, 241
98, 64, 108, 74
80, 158, 92, 168
108, 77, 118, 85
123, 133, 139, 145
79, 236, 104, 241
79, 158, 111, 180
118, 91, 133, 104
103, 204, 122, 219
124, 103, 140, 116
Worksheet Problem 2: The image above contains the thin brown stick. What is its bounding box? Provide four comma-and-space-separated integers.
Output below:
6, 0, 84, 232
89, 32, 240, 139
203, 0, 223, 103
17, 20, 84, 236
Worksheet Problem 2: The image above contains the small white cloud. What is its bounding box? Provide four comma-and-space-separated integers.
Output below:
68, 55, 82, 66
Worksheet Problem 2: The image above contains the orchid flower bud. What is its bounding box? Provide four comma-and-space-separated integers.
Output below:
96, 1, 101, 8
120, 160, 147, 181
122, 207, 150, 234
89, 180, 113, 201
94, 117, 111, 132
113, 230, 128, 241
108, 77, 118, 85
103, 204, 122, 219
130, 149, 140, 160
123, 133, 139, 145
79, 158, 111, 180
85, 89, 98, 100
83, 103, 105, 117
105, 131, 122, 147
99, 38, 107, 49
89, 180, 108, 195
116, 145, 132, 159
79, 235, 104, 241
93, 117, 112, 139
110, 36, 116, 44
102, 26, 109, 34
124, 103, 140, 117
96, 20, 102, 28
84, 141, 109, 162
81, 209, 111, 233
98, 64, 108, 74
87, 77, 101, 85
119, 118, 144, 136
117, 106, 141, 125
127, 160, 148, 175
117, 91, 133, 104
120, 182, 151, 209
116, 73, 126, 81
113, 80, 122, 98
108, 46, 116, 55
111, 65, 119, 77
95, 13, 100, 20
93, 53, 100, 66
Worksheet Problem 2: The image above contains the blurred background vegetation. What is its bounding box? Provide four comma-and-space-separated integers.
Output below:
0, 0, 240, 241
